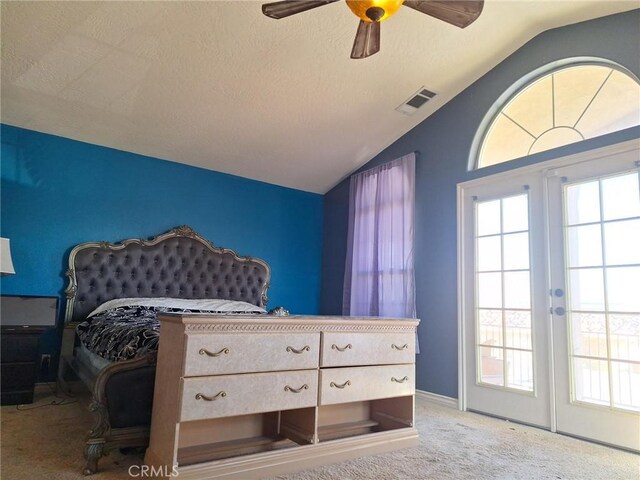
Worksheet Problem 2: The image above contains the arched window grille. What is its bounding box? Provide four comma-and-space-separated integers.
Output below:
471, 59, 640, 169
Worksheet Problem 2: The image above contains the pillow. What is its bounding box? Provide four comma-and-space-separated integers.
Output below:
88, 297, 266, 318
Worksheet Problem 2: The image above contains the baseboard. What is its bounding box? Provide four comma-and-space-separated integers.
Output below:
415, 389, 458, 409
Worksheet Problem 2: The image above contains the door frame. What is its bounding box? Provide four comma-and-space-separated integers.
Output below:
457, 138, 640, 433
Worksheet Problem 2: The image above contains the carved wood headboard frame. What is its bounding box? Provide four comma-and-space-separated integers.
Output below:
64, 225, 271, 323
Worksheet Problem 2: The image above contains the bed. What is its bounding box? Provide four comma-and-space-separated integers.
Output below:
61, 225, 272, 475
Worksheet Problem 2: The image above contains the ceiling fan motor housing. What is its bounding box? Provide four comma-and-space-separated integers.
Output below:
346, 0, 404, 22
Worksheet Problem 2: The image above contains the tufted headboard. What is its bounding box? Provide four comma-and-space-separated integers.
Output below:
64, 226, 271, 323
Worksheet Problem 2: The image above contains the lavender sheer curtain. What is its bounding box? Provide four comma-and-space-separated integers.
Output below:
343, 153, 416, 321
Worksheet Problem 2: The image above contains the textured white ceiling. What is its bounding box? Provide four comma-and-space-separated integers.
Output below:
1, 1, 635, 193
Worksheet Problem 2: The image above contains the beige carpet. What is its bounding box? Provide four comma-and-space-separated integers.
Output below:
1, 389, 638, 480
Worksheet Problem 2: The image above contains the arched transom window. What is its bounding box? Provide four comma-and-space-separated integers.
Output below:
476, 63, 640, 168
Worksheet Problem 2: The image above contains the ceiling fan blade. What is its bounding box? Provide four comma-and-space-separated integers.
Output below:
351, 20, 380, 59
262, 0, 339, 19
403, 0, 484, 28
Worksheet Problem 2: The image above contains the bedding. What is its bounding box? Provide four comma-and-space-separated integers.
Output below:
75, 343, 112, 377
77, 298, 267, 362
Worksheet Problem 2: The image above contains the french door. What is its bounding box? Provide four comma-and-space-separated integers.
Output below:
459, 141, 640, 451
461, 170, 552, 428
547, 152, 640, 450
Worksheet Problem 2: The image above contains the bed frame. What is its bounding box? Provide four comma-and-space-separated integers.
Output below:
61, 225, 271, 475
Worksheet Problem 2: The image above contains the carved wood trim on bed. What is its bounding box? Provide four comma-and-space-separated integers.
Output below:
65, 225, 270, 324
62, 225, 272, 475
83, 353, 157, 475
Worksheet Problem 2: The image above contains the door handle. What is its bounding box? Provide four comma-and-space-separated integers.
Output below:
554, 307, 566, 316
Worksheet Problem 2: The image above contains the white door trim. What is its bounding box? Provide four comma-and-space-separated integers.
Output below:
457, 138, 640, 414
459, 139, 640, 189
541, 174, 558, 433
457, 182, 467, 411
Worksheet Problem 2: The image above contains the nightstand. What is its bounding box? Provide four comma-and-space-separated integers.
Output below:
1, 326, 46, 405
0, 295, 58, 405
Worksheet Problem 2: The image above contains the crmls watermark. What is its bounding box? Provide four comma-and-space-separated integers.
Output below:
128, 465, 179, 477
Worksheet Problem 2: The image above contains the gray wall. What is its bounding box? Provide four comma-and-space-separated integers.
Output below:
320, 10, 640, 398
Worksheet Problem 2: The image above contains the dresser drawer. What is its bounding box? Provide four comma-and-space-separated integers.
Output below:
319, 364, 414, 406
180, 369, 318, 421
184, 333, 320, 376
320, 332, 415, 367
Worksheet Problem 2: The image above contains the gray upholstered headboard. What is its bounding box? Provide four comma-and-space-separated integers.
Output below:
64, 226, 270, 323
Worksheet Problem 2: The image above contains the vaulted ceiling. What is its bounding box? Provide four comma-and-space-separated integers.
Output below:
1, 1, 635, 193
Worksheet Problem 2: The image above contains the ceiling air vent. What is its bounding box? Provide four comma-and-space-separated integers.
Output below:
396, 87, 436, 115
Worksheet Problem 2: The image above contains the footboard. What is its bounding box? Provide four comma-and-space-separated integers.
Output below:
84, 353, 156, 475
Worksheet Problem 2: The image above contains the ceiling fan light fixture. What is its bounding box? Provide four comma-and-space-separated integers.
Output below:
346, 0, 404, 22
261, 0, 484, 59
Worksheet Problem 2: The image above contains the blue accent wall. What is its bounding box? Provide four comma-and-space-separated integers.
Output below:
320, 10, 640, 398
1, 124, 323, 380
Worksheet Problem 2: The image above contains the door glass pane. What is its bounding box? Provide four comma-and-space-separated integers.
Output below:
477, 200, 501, 236
609, 313, 640, 361
604, 219, 640, 265
478, 272, 502, 308
504, 271, 530, 309
569, 268, 605, 311
505, 310, 532, 349
566, 180, 600, 225
475, 195, 533, 392
503, 232, 529, 270
611, 361, 640, 411
478, 309, 503, 347
479, 346, 504, 386
477, 236, 502, 271
565, 171, 640, 413
573, 357, 610, 406
567, 224, 602, 267
502, 195, 528, 232
506, 349, 534, 390
571, 313, 607, 358
606, 267, 640, 312
601, 172, 640, 221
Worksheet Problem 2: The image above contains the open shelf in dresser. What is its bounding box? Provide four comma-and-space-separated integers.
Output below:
176, 406, 319, 466
317, 396, 414, 442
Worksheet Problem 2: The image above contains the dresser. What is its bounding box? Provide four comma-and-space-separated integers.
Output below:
144, 314, 420, 479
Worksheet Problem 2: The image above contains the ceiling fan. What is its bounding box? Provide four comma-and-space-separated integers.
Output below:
262, 0, 484, 59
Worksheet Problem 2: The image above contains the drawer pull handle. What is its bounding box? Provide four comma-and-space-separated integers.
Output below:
391, 343, 409, 350
330, 380, 352, 389
286, 345, 311, 354
331, 343, 352, 352
391, 376, 409, 383
195, 391, 227, 401
199, 347, 229, 357
284, 384, 309, 393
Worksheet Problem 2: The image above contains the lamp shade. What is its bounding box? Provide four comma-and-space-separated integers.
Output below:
0, 238, 16, 275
